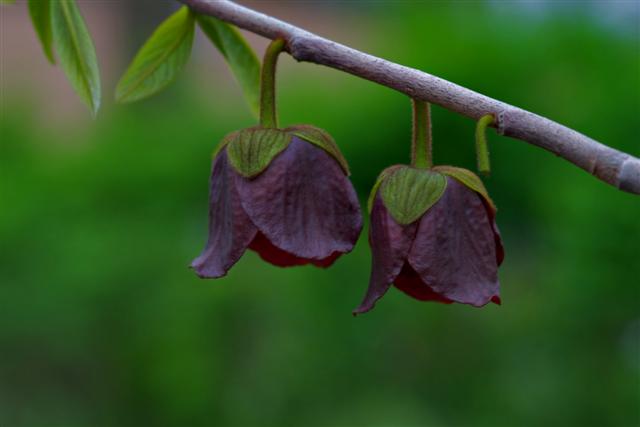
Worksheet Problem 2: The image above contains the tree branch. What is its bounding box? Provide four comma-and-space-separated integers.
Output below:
180, 0, 640, 195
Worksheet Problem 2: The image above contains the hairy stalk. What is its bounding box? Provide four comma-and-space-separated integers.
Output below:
475, 114, 494, 175
260, 38, 285, 128
411, 100, 432, 169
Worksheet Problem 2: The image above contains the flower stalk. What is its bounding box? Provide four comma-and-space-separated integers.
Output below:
411, 99, 432, 169
259, 38, 286, 128
475, 114, 494, 175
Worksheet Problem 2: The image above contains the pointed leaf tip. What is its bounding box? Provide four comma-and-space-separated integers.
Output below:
115, 7, 195, 103
29, 0, 55, 64
51, 0, 101, 115
196, 15, 260, 117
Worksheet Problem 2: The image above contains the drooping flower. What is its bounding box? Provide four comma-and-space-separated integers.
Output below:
191, 125, 362, 278
354, 165, 504, 314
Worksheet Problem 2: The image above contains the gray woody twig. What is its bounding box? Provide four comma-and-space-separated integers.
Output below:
180, 0, 640, 195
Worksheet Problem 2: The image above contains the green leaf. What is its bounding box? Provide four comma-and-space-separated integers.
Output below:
51, 0, 101, 116
380, 166, 447, 225
432, 165, 496, 211
196, 15, 260, 117
116, 7, 195, 103
28, 0, 55, 63
226, 128, 292, 178
286, 124, 350, 175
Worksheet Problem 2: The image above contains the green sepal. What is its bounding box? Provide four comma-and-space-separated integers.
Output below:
211, 129, 240, 160
225, 127, 292, 178
286, 124, 350, 175
432, 165, 496, 212
379, 166, 448, 225
367, 165, 403, 214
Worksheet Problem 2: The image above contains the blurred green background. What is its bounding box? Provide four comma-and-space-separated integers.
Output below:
1, 1, 639, 426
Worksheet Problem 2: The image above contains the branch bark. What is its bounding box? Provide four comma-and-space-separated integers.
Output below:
180, 0, 640, 195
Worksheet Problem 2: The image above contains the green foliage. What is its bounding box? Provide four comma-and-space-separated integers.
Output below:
51, 0, 101, 115
28, 0, 55, 64
197, 15, 261, 117
24, 3, 260, 117
380, 166, 447, 224
116, 7, 195, 103
226, 127, 292, 177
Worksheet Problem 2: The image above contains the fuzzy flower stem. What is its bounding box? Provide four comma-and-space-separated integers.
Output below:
260, 38, 286, 128
411, 99, 432, 169
476, 114, 494, 175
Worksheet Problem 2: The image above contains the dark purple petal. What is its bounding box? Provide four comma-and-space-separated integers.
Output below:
407, 177, 500, 307
191, 151, 258, 278
235, 136, 362, 263
431, 165, 504, 265
353, 195, 417, 315
481, 197, 505, 266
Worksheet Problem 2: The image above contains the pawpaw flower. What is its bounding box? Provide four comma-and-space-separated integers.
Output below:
353, 165, 504, 314
191, 125, 362, 278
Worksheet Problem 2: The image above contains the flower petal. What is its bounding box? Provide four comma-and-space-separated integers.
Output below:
481, 197, 505, 266
248, 232, 340, 268
407, 177, 500, 306
432, 165, 496, 211
286, 124, 350, 175
433, 165, 504, 266
235, 136, 362, 262
394, 263, 453, 304
393, 262, 453, 304
191, 151, 258, 278
353, 195, 417, 315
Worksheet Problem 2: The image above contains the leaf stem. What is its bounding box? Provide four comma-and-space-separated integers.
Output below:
411, 99, 432, 169
259, 38, 285, 128
475, 114, 494, 175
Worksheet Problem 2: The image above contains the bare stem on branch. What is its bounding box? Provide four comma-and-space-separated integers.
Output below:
179, 0, 640, 195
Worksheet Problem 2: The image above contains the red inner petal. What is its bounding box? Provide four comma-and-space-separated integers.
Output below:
248, 232, 340, 268
393, 263, 454, 304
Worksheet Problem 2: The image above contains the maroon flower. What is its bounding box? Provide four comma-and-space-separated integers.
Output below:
191, 125, 362, 278
354, 165, 504, 314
